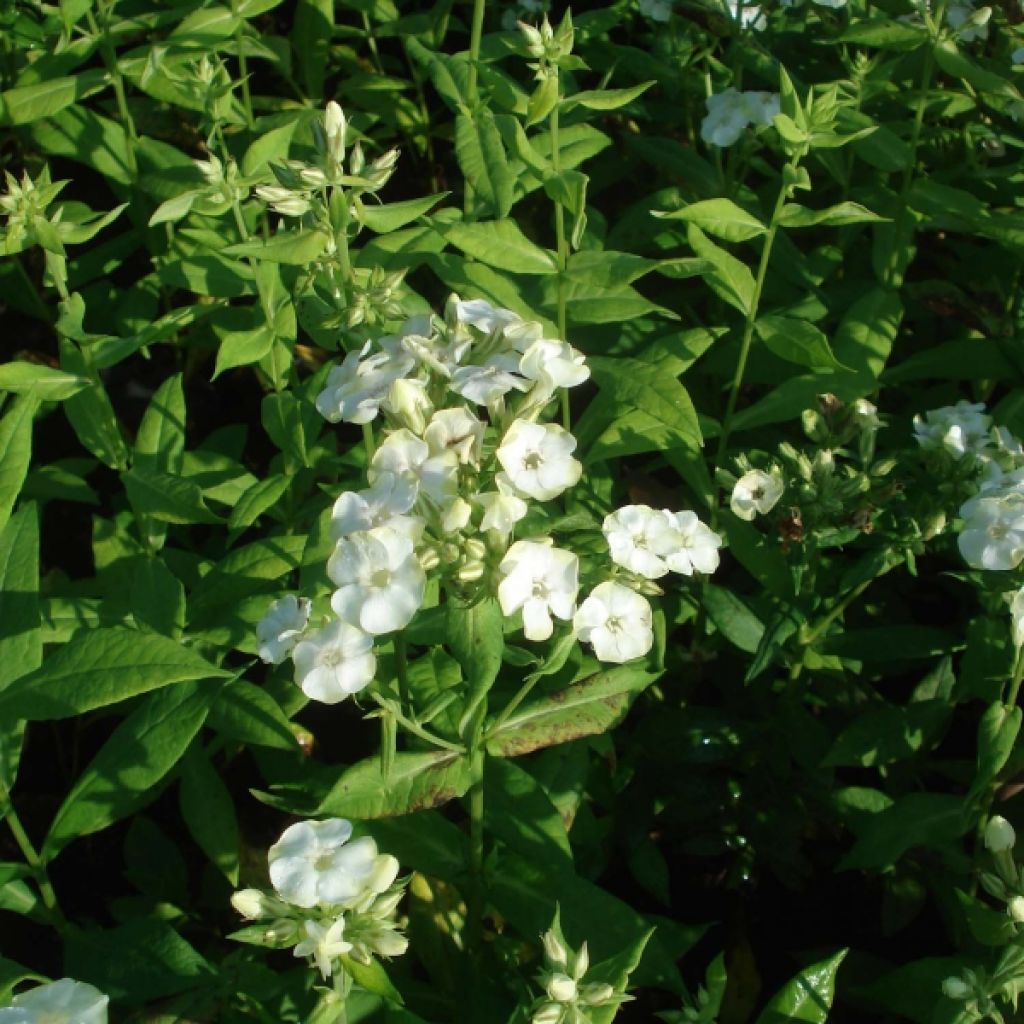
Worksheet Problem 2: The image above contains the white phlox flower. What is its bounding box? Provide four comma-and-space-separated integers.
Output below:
701, 89, 781, 148
424, 407, 485, 466
498, 540, 579, 642
730, 468, 784, 521
574, 582, 654, 663
958, 491, 1024, 570
477, 472, 529, 538
454, 297, 523, 335
727, 0, 767, 29
0, 979, 108, 1024
383, 377, 433, 434
269, 818, 380, 909
315, 341, 415, 424
383, 314, 466, 379
370, 429, 459, 507
662, 510, 723, 575
257, 595, 312, 665
451, 353, 531, 405
519, 337, 590, 402
1008, 587, 1024, 648
497, 419, 583, 501
293, 918, 352, 979
602, 504, 683, 579
292, 618, 376, 703
330, 472, 419, 540
913, 400, 992, 459
329, 526, 426, 634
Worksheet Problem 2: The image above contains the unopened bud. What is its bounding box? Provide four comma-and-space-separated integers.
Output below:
542, 929, 568, 968
443, 498, 472, 533
456, 559, 485, 584
573, 941, 588, 980
546, 973, 577, 1003
986, 815, 1016, 853
299, 166, 329, 188
1008, 896, 1024, 922
419, 546, 440, 571
919, 510, 946, 541
231, 888, 269, 920
384, 378, 432, 435
532, 1004, 563, 1024
324, 101, 347, 166
942, 976, 971, 1000
580, 982, 614, 1006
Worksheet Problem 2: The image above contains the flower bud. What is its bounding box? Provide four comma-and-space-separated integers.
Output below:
443, 498, 472, 533
980, 871, 1008, 900
546, 973, 577, 1003
371, 928, 409, 957
231, 888, 269, 920
942, 976, 971, 1000
542, 929, 568, 968
580, 982, 614, 1006
299, 166, 329, 188
384, 378, 432, 435
419, 546, 441, 571
919, 510, 946, 541
986, 815, 1016, 853
532, 1004, 563, 1024
456, 559, 485, 584
573, 941, 589, 981
1009, 896, 1024, 923
324, 101, 347, 166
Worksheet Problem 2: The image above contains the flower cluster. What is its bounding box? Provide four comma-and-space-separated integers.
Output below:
256, 296, 723, 699
530, 928, 624, 1024
701, 88, 781, 148
231, 818, 408, 980
0, 979, 108, 1024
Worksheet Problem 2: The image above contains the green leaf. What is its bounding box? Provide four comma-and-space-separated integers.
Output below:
314, 750, 473, 818
776, 202, 887, 229
455, 110, 514, 219
131, 556, 186, 637
444, 219, 557, 274
223, 229, 329, 265
686, 224, 754, 315
213, 324, 276, 378
242, 121, 297, 177
0, 627, 229, 721
147, 190, 200, 227
655, 198, 766, 243
755, 314, 846, 371
563, 81, 654, 111
755, 950, 847, 1024
702, 584, 764, 654
43, 683, 211, 857
446, 597, 503, 738
292, 0, 333, 96
486, 664, 660, 757
59, 336, 128, 469
357, 192, 449, 233
933, 38, 1019, 97
123, 466, 221, 525
179, 744, 240, 883
823, 700, 950, 767
262, 391, 310, 467
0, 395, 38, 532
1, 69, 109, 125
838, 19, 928, 49
229, 475, 290, 532
135, 373, 185, 475
0, 362, 90, 400
972, 702, 1022, 796
207, 678, 298, 751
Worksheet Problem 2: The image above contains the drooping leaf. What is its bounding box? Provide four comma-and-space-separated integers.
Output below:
755, 950, 847, 1024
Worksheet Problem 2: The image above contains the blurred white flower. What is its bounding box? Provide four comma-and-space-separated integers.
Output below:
1009, 587, 1024, 648
662, 510, 723, 575
497, 420, 583, 501
958, 491, 1024, 569
914, 400, 992, 459
727, 0, 767, 29
985, 814, 1017, 852
701, 89, 780, 147
257, 595, 312, 665
0, 980, 108, 1024
330, 472, 419, 540
293, 918, 352, 979
574, 582, 654, 663
478, 472, 530, 538
730, 469, 784, 521
269, 819, 379, 909
315, 342, 414, 424
292, 619, 376, 703
498, 540, 579, 641
329, 526, 426, 634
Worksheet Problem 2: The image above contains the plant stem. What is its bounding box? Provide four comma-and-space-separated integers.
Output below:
395, 633, 411, 708
89, 4, 139, 179
467, 746, 486, 958
1007, 647, 1024, 709
548, 94, 572, 431
462, 0, 487, 215
1, 787, 64, 927
711, 162, 797, 507
369, 693, 465, 753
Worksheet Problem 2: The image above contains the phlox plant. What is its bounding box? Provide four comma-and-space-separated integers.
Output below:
4, 0, 1024, 1022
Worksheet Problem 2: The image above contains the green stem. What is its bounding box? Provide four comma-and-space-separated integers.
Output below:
234, 19, 254, 129
711, 162, 797, 511
1007, 646, 1024, 710
395, 633, 411, 708
549, 93, 571, 431
462, 0, 487, 215
89, 5, 139, 179
1, 787, 64, 927
801, 575, 875, 649
361, 11, 385, 75
369, 693, 465, 753
467, 746, 486, 956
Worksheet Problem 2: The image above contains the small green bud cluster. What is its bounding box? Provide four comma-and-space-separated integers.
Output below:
530, 929, 623, 1024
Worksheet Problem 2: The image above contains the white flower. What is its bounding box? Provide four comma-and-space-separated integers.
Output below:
477, 472, 529, 538
330, 472, 419, 540
958, 491, 1024, 570
730, 469, 784, 521
451, 354, 531, 405
985, 815, 1017, 852
662, 510, 723, 575
292, 619, 376, 703
269, 818, 380, 909
498, 540, 579, 641
1010, 587, 1024, 648
315, 342, 414, 424
602, 504, 682, 579
324, 101, 347, 166
383, 377, 433, 434
454, 297, 522, 334
328, 526, 426, 634
701, 89, 780, 147
519, 337, 590, 402
914, 400, 992, 459
370, 429, 459, 507
727, 0, 767, 29
574, 582, 654, 663
257, 595, 312, 665
293, 918, 352, 979
0, 980, 108, 1024
496, 420, 583, 501
638, 0, 673, 19
424, 407, 485, 466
